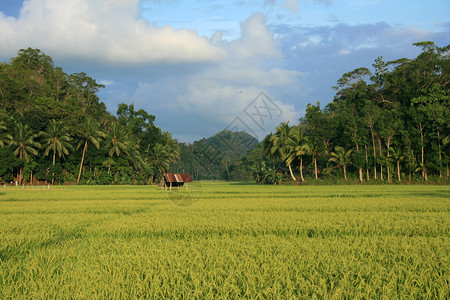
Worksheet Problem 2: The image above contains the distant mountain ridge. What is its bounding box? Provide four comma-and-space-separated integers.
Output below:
205, 130, 259, 161
172, 130, 259, 180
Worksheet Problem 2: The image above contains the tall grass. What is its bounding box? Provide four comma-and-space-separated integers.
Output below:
0, 183, 448, 298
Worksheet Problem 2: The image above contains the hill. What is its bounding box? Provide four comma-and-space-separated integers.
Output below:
171, 130, 259, 180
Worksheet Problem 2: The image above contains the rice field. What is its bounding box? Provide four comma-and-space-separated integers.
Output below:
0, 182, 449, 299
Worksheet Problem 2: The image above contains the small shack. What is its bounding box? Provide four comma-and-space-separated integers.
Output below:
163, 173, 193, 190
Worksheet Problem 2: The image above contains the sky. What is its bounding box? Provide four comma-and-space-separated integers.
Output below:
0, 0, 449, 142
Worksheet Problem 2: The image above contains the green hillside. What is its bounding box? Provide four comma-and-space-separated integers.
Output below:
172, 130, 259, 180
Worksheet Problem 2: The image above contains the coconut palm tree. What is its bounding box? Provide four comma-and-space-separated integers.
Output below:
9, 123, 41, 184
41, 119, 73, 184
148, 143, 171, 175
222, 156, 232, 179
146, 132, 180, 178
286, 127, 310, 182
309, 139, 322, 179
159, 131, 180, 163
105, 121, 129, 158
328, 146, 353, 180
76, 117, 105, 183
0, 121, 12, 147
271, 122, 297, 181
389, 147, 404, 182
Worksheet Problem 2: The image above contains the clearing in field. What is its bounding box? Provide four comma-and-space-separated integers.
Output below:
0, 182, 448, 298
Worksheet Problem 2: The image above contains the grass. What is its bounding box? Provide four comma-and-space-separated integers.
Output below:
0, 182, 449, 298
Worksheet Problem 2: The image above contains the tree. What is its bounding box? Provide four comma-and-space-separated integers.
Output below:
377, 106, 402, 182
105, 121, 129, 158
303, 102, 335, 153
41, 119, 73, 184
9, 123, 41, 184
389, 147, 405, 182
76, 117, 105, 184
67, 72, 104, 114
412, 84, 450, 177
270, 122, 297, 181
0, 121, 12, 147
222, 156, 231, 179
362, 101, 381, 179
328, 146, 353, 180
148, 143, 170, 176
287, 127, 310, 182
308, 139, 322, 179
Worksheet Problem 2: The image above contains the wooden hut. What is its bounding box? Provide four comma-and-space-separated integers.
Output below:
163, 173, 193, 190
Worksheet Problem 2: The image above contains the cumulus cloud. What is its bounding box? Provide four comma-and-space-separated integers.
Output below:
0, 0, 225, 64
0, 1, 304, 141
171, 13, 302, 137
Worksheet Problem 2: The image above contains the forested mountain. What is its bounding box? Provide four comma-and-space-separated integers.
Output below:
0, 48, 180, 185
172, 130, 259, 180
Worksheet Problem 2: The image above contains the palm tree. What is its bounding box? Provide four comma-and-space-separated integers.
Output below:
9, 123, 41, 184
159, 131, 180, 163
389, 147, 404, 182
271, 122, 297, 181
41, 119, 73, 184
328, 146, 353, 180
309, 139, 322, 179
287, 127, 310, 182
76, 117, 105, 183
222, 156, 232, 179
147, 132, 180, 178
0, 121, 12, 147
105, 121, 129, 158
148, 143, 171, 175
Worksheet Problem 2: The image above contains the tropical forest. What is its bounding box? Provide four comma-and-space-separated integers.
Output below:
0, 41, 449, 185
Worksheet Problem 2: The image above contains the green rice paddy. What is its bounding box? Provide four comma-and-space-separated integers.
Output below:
0, 182, 449, 298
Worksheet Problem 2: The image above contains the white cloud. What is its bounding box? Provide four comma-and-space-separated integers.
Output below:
282, 0, 300, 13
171, 14, 302, 135
0, 2, 304, 141
99, 80, 115, 86
0, 0, 225, 64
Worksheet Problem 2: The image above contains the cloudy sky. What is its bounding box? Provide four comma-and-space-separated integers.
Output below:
0, 0, 449, 142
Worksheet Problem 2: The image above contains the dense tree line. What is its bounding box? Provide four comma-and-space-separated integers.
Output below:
249, 41, 449, 183
0, 48, 180, 185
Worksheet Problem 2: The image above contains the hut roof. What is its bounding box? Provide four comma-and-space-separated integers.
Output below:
164, 173, 193, 183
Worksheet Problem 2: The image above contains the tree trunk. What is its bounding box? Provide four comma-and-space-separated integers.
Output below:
300, 157, 304, 182
52, 151, 56, 185
437, 126, 442, 178
77, 141, 88, 184
356, 144, 363, 183
365, 145, 370, 181
19, 149, 23, 185
370, 126, 377, 179
343, 165, 347, 180
378, 139, 383, 181
314, 157, 318, 179
397, 161, 401, 182
288, 164, 297, 181
386, 138, 391, 182
418, 122, 426, 181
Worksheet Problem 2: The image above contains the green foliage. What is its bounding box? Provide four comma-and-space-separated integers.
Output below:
0, 48, 179, 185
172, 130, 258, 180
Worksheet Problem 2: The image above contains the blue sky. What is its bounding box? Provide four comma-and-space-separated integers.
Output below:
0, 0, 449, 142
